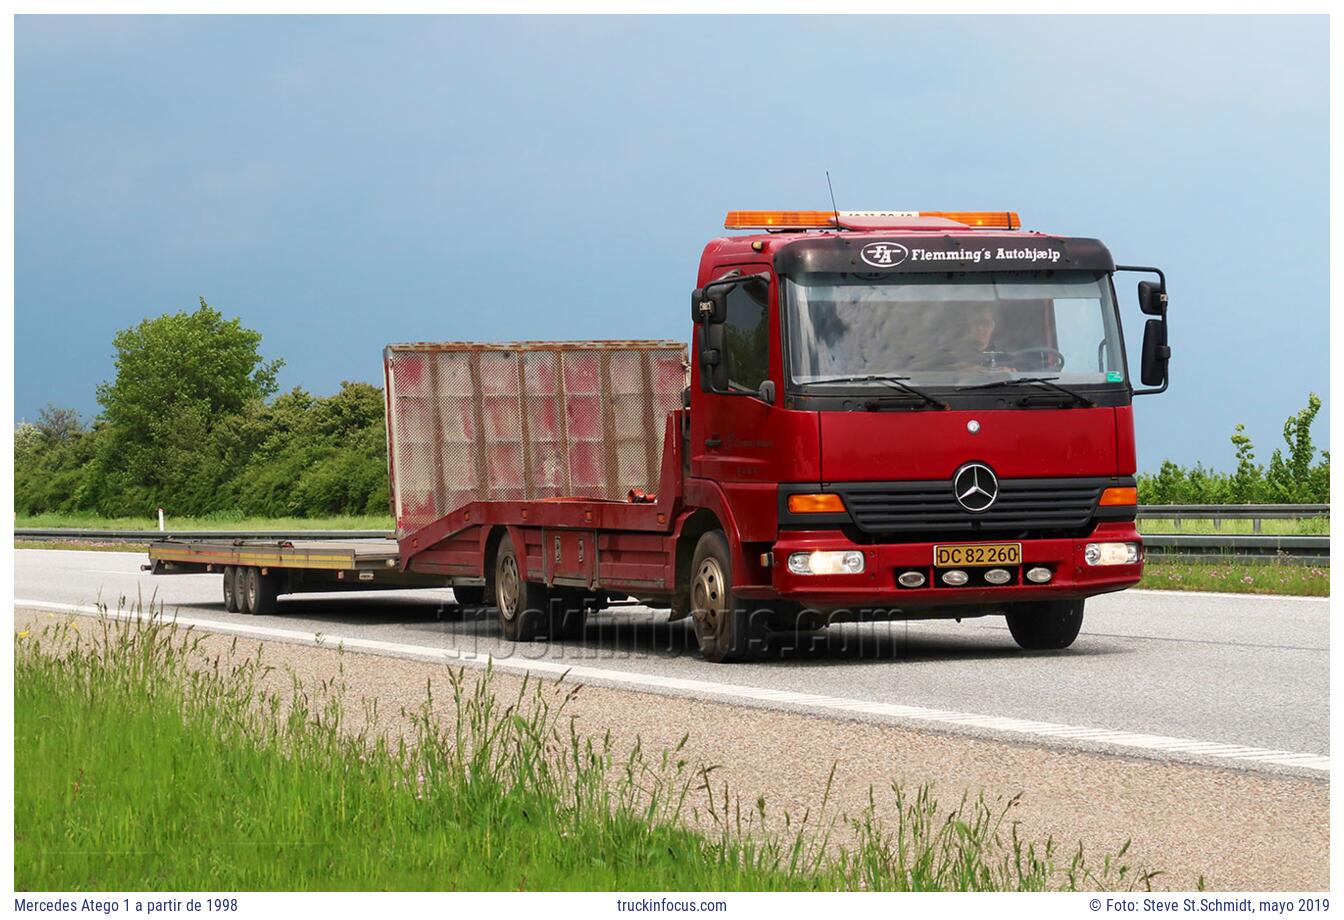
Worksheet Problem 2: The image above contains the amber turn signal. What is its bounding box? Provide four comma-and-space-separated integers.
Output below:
787, 493, 846, 514
1099, 486, 1139, 506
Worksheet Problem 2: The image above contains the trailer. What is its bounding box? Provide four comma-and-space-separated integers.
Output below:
151, 208, 1171, 661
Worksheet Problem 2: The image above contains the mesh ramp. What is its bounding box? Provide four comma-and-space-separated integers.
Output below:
383, 341, 687, 538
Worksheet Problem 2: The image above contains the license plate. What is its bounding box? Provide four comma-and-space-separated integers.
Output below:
933, 542, 1022, 567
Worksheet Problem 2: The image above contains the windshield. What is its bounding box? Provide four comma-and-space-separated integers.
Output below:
784, 270, 1125, 388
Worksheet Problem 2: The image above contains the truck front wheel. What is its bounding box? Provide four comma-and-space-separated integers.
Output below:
494, 534, 548, 642
689, 530, 765, 663
1005, 599, 1085, 650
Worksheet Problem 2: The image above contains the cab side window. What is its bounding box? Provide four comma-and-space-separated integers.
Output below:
722, 276, 770, 389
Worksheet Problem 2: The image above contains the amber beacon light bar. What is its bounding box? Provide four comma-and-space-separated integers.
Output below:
724, 210, 1022, 230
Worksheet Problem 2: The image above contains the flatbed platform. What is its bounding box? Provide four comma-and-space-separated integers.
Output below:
149, 537, 402, 573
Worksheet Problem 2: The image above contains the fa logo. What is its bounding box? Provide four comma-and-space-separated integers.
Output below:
859, 241, 909, 268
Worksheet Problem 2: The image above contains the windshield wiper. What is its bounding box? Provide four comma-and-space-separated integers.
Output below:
960, 376, 1096, 407
806, 374, 949, 410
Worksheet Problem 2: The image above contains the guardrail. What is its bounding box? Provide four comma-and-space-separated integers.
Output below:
14, 505, 1332, 565
1142, 534, 1329, 566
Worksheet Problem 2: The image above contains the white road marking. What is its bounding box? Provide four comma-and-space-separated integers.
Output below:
89, 570, 219, 577
13, 598, 1329, 776
1126, 588, 1328, 604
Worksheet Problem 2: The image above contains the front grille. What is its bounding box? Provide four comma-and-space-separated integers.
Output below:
835, 477, 1110, 534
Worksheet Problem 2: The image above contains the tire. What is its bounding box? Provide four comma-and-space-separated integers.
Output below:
453, 586, 486, 608
689, 530, 767, 662
549, 588, 591, 641
493, 534, 549, 641
1005, 599, 1085, 650
230, 566, 248, 612
242, 567, 281, 617
222, 565, 240, 612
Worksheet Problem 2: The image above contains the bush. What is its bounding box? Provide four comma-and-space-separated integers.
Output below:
1137, 394, 1328, 505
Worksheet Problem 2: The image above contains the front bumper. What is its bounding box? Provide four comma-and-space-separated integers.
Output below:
743, 521, 1143, 611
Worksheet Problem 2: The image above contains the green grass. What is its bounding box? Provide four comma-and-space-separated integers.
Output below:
14, 512, 394, 531
15, 540, 151, 553
15, 612, 1160, 892
1139, 560, 1328, 597
1137, 517, 1328, 536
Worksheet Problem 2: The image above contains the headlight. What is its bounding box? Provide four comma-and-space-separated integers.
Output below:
786, 550, 865, 576
1084, 542, 1141, 566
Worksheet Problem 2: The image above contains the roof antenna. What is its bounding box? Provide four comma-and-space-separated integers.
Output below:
826, 171, 842, 231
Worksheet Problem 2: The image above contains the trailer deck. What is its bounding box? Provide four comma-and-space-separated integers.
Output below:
149, 537, 403, 573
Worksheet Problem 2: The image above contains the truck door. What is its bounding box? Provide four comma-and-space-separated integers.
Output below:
689, 265, 780, 484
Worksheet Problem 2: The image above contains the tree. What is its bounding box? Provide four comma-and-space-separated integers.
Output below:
36, 405, 84, 445
97, 298, 281, 435
87, 299, 282, 513
1228, 423, 1264, 503
1267, 393, 1323, 502
14, 422, 43, 467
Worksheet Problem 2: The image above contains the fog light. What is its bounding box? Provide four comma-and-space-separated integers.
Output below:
1084, 542, 1140, 566
941, 569, 969, 586
983, 568, 1012, 585
897, 570, 926, 588
787, 550, 866, 576
1026, 566, 1053, 584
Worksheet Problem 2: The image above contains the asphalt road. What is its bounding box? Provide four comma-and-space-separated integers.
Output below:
13, 547, 1328, 776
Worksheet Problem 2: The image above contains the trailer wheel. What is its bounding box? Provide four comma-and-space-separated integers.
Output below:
494, 535, 548, 641
689, 530, 765, 662
242, 567, 281, 617
230, 566, 248, 613
222, 565, 240, 612
1004, 599, 1085, 650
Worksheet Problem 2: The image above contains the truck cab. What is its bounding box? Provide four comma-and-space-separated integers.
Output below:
683, 209, 1169, 659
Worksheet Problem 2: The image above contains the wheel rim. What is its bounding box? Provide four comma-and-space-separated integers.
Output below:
692, 557, 726, 634
498, 554, 520, 620
246, 572, 257, 608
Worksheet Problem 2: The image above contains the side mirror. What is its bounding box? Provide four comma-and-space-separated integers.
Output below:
1140, 318, 1170, 387
699, 324, 729, 392
1117, 264, 1170, 396
1138, 280, 1167, 316
691, 287, 728, 324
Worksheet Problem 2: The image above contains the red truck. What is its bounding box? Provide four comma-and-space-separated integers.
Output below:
149, 208, 1170, 662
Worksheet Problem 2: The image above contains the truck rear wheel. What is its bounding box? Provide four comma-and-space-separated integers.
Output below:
222, 565, 240, 612
689, 530, 766, 663
494, 534, 548, 642
242, 567, 281, 617
1005, 599, 1085, 650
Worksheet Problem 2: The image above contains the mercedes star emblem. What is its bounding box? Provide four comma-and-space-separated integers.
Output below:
952, 462, 998, 513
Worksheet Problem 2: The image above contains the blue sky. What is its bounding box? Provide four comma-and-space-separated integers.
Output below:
15, 15, 1328, 472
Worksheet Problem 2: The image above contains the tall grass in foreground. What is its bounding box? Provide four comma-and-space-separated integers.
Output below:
15, 611, 1162, 891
